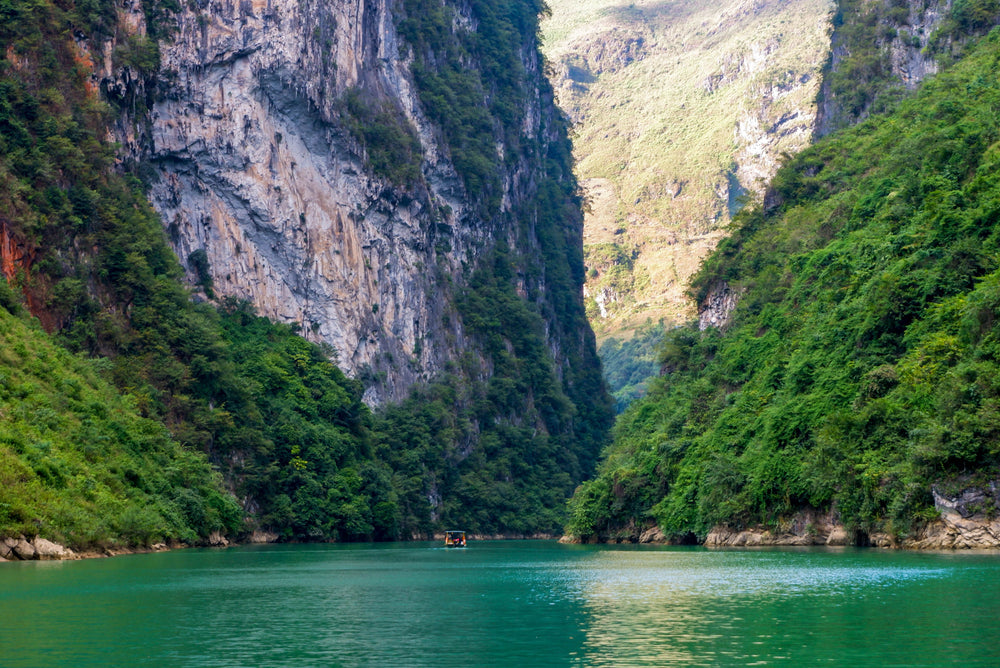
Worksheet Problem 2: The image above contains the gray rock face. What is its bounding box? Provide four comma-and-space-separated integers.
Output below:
0, 536, 75, 560
703, 510, 855, 547
0, 537, 17, 560
12, 537, 35, 560
906, 482, 1000, 549
815, 0, 951, 137
32, 537, 75, 560
698, 282, 741, 331
135, 0, 512, 404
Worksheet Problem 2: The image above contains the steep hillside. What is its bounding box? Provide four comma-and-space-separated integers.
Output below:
542, 0, 833, 339
599, 320, 668, 412
0, 0, 611, 547
0, 285, 240, 551
816, 0, 1000, 135
566, 28, 1000, 547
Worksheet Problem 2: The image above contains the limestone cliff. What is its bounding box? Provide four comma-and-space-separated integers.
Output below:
128, 0, 577, 405
542, 0, 833, 337
814, 0, 952, 136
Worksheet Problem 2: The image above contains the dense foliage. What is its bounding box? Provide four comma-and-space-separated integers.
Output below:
0, 0, 249, 547
0, 286, 240, 548
340, 87, 423, 185
373, 239, 611, 536
215, 302, 404, 541
568, 29, 1000, 542
598, 321, 667, 413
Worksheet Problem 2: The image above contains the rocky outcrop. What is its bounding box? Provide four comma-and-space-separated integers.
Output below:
0, 221, 34, 284
904, 514, 1000, 549
567, 487, 1000, 549
698, 281, 741, 330
903, 483, 1000, 549
247, 530, 279, 544
206, 531, 230, 547
0, 535, 242, 562
703, 509, 872, 547
0, 536, 76, 561
703, 524, 898, 547
702, 484, 1000, 549
730, 37, 822, 199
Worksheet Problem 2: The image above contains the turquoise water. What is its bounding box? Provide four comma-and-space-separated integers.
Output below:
2, 541, 999, 666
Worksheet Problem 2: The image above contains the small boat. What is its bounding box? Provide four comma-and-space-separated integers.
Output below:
444, 530, 467, 547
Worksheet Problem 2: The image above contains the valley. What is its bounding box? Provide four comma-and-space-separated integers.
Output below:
542, 0, 833, 339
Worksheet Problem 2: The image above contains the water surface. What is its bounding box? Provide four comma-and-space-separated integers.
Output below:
2, 541, 998, 666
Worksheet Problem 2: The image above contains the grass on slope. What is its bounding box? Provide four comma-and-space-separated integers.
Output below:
567, 27, 1000, 542
542, 0, 833, 337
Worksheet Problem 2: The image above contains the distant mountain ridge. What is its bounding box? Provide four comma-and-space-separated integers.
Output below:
542, 0, 834, 339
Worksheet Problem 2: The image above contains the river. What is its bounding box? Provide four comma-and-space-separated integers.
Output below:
2, 541, 998, 666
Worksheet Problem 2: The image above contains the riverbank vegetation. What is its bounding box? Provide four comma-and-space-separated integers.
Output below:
567, 28, 1000, 542
0, 293, 240, 547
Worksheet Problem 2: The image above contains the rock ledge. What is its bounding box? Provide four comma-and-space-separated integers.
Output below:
0, 536, 76, 561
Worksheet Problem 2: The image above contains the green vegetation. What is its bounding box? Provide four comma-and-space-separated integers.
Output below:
379, 0, 613, 535
216, 302, 399, 541
341, 88, 423, 186
398, 0, 545, 211
0, 287, 240, 548
930, 0, 1000, 57
598, 320, 667, 413
568, 29, 1000, 542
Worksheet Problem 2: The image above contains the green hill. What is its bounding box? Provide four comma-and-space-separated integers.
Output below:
0, 288, 240, 549
566, 27, 1000, 543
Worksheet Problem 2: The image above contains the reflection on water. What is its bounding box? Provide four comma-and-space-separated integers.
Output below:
564, 548, 986, 666
1, 542, 998, 667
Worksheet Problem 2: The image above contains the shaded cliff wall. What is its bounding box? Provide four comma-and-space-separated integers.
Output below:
136, 0, 596, 410
141, 0, 482, 404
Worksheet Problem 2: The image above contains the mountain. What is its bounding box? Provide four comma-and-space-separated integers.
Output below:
126, 0, 589, 409
566, 19, 1000, 548
541, 0, 833, 340
0, 0, 612, 551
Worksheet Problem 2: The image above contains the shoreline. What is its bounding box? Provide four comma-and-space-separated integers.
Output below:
7, 507, 1000, 563
562, 507, 1000, 550
0, 531, 562, 564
